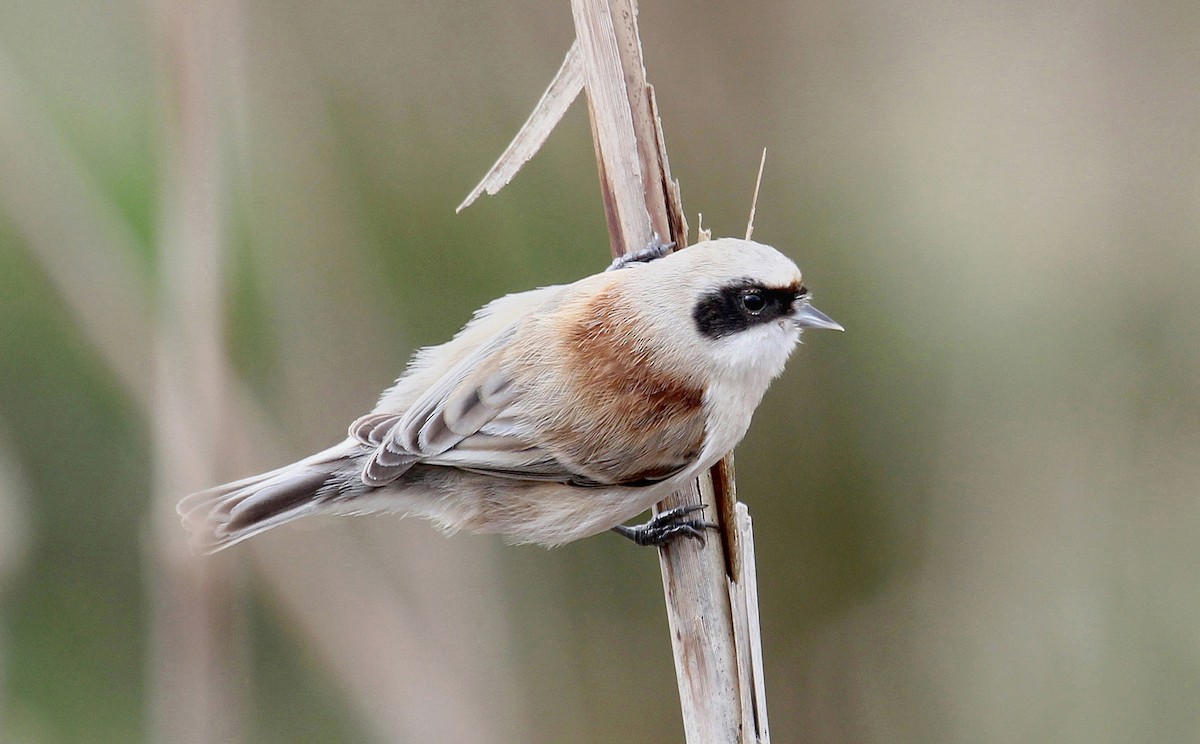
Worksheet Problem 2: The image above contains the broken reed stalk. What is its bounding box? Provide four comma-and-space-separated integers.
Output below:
570, 4, 770, 740
468, 1, 774, 740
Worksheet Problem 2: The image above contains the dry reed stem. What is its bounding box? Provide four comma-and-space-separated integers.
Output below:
569, 1, 769, 741
460, 1, 773, 739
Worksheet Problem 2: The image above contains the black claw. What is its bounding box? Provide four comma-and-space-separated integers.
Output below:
612, 504, 716, 547
607, 235, 677, 271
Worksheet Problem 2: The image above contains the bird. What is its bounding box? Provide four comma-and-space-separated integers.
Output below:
178, 237, 843, 552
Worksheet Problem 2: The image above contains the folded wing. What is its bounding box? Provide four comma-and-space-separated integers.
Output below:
350, 319, 578, 487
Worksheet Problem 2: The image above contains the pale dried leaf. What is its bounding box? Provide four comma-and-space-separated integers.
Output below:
457, 41, 584, 212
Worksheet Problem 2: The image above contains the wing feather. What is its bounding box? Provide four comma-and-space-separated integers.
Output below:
349, 412, 400, 446
352, 303, 574, 486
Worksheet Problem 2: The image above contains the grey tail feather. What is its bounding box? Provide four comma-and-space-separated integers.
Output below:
178, 447, 351, 553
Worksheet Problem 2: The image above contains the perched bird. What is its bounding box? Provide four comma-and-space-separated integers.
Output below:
178, 238, 842, 552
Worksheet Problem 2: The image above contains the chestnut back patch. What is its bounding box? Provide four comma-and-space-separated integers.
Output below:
556, 285, 706, 485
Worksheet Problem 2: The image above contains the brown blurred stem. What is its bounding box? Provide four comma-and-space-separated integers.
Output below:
147, 0, 245, 741
1, 8, 528, 741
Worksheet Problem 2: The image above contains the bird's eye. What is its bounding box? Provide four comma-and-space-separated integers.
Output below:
742, 291, 766, 314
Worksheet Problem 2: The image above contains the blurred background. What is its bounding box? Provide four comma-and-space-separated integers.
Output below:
1, 0, 1198, 741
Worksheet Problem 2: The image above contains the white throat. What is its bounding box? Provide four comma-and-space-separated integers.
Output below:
699, 321, 800, 462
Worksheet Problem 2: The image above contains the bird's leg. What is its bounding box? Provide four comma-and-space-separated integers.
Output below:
611, 504, 716, 547
607, 234, 676, 271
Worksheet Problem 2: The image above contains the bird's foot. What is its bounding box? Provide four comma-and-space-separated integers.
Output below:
607, 235, 676, 271
612, 504, 715, 547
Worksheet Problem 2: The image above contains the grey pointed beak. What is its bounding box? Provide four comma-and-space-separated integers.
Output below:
793, 302, 844, 332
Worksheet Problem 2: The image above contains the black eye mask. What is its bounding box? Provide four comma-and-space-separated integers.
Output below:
692, 278, 801, 340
